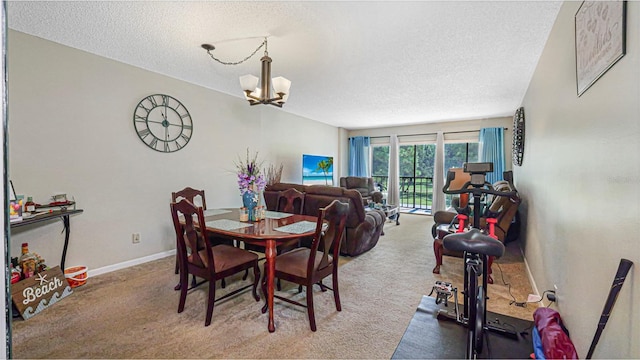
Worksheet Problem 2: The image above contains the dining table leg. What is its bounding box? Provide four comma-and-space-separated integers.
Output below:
265, 239, 277, 332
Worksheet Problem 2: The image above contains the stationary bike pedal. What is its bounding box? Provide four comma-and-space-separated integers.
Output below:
429, 281, 456, 306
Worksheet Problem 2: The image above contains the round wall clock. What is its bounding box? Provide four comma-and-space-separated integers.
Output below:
512, 107, 525, 166
133, 94, 193, 153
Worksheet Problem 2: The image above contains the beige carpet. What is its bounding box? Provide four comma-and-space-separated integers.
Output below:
12, 214, 536, 359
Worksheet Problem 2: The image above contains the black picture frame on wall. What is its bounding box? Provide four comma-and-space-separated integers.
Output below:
575, 1, 626, 96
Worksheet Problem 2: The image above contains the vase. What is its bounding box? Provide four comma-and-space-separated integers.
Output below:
242, 190, 259, 221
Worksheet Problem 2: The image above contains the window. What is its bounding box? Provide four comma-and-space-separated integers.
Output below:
370, 136, 479, 212
371, 145, 389, 191
399, 144, 435, 210
443, 142, 478, 207
444, 142, 479, 170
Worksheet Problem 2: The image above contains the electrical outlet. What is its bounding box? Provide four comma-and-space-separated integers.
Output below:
132, 233, 141, 244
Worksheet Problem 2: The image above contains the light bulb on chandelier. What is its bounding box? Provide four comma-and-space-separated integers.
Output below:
201, 38, 291, 108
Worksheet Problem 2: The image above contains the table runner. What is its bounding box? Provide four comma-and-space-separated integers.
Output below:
203, 209, 231, 216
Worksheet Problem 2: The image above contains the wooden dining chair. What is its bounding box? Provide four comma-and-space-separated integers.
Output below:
171, 187, 236, 287
276, 188, 305, 215
263, 199, 349, 331
170, 199, 260, 326
245, 188, 306, 254
245, 188, 307, 290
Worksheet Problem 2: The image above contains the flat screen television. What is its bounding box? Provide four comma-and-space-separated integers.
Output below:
302, 154, 334, 185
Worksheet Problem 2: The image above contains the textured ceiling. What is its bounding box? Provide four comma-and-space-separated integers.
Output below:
7, 1, 562, 130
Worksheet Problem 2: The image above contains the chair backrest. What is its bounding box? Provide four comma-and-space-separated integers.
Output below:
308, 200, 349, 275
172, 187, 207, 210
484, 181, 520, 239
277, 188, 305, 214
447, 168, 472, 208
339, 177, 374, 195
170, 199, 214, 273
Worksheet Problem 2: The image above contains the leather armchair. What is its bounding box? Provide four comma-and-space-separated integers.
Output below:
339, 176, 383, 205
431, 180, 521, 277
431, 181, 521, 243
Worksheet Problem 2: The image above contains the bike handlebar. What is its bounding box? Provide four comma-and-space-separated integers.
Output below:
443, 170, 518, 199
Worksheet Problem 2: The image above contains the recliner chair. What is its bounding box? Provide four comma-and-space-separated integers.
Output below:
339, 176, 383, 205
431, 181, 520, 243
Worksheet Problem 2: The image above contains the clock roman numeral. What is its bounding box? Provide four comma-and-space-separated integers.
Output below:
174, 140, 183, 150
134, 114, 147, 122
164, 142, 170, 152
180, 134, 190, 143
139, 102, 152, 112
161, 95, 169, 106
148, 96, 158, 107
137, 128, 151, 139
149, 138, 158, 149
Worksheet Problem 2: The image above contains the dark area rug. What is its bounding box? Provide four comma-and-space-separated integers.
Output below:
392, 295, 535, 359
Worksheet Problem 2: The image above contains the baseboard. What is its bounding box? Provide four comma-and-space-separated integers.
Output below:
521, 246, 540, 303
87, 250, 176, 278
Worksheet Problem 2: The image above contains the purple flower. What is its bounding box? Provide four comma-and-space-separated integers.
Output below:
234, 149, 266, 194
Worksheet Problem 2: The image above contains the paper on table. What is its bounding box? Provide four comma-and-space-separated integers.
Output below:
186, 209, 231, 220
265, 211, 293, 219
205, 219, 253, 231
274, 221, 317, 234
203, 209, 231, 216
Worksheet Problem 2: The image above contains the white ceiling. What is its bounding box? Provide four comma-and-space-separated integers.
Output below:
7, 1, 562, 130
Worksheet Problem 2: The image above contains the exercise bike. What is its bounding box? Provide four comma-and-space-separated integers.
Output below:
433, 162, 519, 359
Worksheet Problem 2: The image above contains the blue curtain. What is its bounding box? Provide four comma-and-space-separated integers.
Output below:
349, 136, 370, 176
478, 128, 505, 184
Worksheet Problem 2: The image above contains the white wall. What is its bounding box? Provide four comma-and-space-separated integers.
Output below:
7, 30, 339, 272
1, 3, 9, 358
518, 2, 639, 358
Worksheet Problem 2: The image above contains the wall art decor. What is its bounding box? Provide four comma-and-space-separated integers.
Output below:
302, 154, 333, 185
575, 1, 626, 96
512, 107, 525, 166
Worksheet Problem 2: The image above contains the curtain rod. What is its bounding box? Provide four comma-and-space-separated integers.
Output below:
355, 128, 508, 140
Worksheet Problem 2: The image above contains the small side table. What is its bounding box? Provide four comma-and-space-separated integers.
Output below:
10, 209, 84, 271
382, 205, 400, 225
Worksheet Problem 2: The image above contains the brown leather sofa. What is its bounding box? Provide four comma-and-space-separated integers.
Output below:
339, 177, 383, 205
264, 183, 386, 256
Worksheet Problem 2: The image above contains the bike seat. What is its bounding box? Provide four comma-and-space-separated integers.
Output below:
442, 228, 505, 257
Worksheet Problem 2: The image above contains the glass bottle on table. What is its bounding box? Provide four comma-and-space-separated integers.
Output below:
19, 242, 37, 279
24, 197, 36, 213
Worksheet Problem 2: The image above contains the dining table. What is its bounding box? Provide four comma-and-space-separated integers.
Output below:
194, 207, 318, 332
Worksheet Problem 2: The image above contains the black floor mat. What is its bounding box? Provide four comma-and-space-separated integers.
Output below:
392, 295, 534, 359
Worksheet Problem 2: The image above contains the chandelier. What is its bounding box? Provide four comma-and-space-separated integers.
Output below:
201, 38, 291, 107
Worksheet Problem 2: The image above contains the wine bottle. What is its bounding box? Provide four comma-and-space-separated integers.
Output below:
24, 197, 36, 213
19, 243, 37, 279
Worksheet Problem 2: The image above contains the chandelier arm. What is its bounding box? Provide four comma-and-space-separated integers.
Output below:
205, 39, 267, 66
266, 94, 284, 102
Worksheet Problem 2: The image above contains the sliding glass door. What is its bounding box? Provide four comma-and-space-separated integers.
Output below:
443, 142, 478, 207
371, 139, 479, 212
372, 145, 389, 192
398, 144, 435, 210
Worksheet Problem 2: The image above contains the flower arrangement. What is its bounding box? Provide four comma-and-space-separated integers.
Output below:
235, 149, 266, 195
